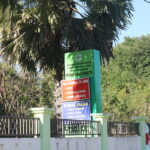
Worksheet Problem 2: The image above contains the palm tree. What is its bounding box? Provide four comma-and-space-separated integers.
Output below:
0, 0, 133, 80
0, 0, 133, 117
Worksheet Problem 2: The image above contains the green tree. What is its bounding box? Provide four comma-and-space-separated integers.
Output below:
102, 35, 150, 121
0, 62, 54, 116
38, 72, 54, 106
0, 0, 133, 80
114, 36, 150, 79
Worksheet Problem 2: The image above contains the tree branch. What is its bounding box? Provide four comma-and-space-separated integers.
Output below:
72, 8, 85, 18
74, 1, 87, 11
144, 0, 150, 3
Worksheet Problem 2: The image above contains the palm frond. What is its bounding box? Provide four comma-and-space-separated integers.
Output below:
0, 0, 133, 80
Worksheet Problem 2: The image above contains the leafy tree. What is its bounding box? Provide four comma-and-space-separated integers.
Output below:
38, 72, 54, 106
0, 0, 133, 80
102, 35, 150, 121
0, 62, 54, 116
114, 36, 150, 79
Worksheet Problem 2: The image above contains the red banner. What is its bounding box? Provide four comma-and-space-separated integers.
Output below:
61, 78, 90, 101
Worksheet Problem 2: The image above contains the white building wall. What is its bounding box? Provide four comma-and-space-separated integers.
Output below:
0, 136, 141, 150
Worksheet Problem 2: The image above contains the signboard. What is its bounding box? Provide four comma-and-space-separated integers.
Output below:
64, 49, 102, 115
61, 78, 90, 101
65, 50, 94, 79
62, 100, 91, 120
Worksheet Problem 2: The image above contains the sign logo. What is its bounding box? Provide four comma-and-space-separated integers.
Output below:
75, 54, 82, 62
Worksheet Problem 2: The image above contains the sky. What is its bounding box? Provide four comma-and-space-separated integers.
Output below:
117, 0, 150, 44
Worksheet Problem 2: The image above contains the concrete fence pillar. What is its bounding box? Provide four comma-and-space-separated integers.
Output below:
31, 107, 54, 150
132, 116, 147, 150
92, 113, 109, 150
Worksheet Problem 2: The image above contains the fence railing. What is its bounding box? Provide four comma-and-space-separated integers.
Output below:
0, 116, 40, 137
108, 122, 139, 136
51, 118, 101, 137
0, 116, 141, 138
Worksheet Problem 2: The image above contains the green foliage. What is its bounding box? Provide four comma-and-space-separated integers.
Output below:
0, 62, 54, 116
38, 72, 54, 107
114, 36, 150, 79
0, 0, 133, 80
102, 35, 150, 121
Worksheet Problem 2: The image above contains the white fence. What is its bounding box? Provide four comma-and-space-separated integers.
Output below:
0, 136, 141, 150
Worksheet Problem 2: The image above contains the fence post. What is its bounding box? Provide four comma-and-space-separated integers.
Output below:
132, 117, 147, 150
31, 107, 54, 150
92, 113, 109, 150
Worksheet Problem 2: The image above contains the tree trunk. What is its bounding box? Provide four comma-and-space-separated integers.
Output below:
53, 80, 62, 118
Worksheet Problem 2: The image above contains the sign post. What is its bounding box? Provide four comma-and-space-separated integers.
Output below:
64, 49, 102, 114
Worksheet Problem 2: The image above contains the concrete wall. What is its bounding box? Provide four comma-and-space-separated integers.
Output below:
108, 136, 141, 150
51, 137, 100, 150
0, 138, 40, 150
0, 136, 140, 150
51, 136, 141, 150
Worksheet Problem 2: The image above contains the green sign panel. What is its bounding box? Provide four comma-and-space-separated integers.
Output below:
65, 50, 94, 79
